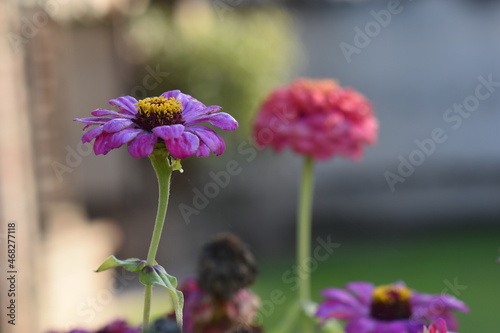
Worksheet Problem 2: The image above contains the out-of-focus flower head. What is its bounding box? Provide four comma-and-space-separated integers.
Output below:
74, 91, 238, 159
316, 281, 468, 333
252, 78, 377, 161
169, 234, 260, 333
197, 233, 258, 301
172, 277, 260, 333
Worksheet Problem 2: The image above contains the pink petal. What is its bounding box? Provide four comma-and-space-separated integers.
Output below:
103, 119, 134, 133
165, 132, 199, 159
152, 124, 185, 140
108, 96, 139, 115
127, 133, 157, 158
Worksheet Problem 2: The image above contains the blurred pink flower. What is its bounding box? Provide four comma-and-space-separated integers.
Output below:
252, 78, 377, 161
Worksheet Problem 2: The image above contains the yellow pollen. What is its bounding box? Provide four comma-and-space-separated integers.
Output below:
136, 96, 182, 117
372, 285, 412, 304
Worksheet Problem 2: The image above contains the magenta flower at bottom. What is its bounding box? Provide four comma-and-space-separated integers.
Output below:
316, 281, 469, 333
74, 90, 238, 159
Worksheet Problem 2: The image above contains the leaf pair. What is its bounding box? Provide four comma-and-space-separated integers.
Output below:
96, 255, 184, 329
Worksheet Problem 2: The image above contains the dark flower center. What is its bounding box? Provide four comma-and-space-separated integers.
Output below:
370, 285, 412, 321
133, 96, 183, 131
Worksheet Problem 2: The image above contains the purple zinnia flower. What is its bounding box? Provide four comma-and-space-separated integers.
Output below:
74, 91, 238, 158
316, 281, 469, 333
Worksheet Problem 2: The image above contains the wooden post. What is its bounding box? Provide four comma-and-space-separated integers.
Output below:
0, 2, 41, 333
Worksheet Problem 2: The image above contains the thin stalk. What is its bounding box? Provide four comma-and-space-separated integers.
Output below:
142, 153, 173, 333
297, 155, 315, 333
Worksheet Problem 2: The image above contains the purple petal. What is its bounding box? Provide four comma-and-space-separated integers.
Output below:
160, 90, 180, 98
103, 118, 134, 133
185, 112, 238, 131
346, 282, 374, 305
93, 132, 115, 155
160, 90, 182, 100
109, 129, 143, 149
74, 117, 112, 125
127, 133, 157, 158
321, 288, 362, 308
182, 105, 221, 122
82, 126, 104, 143
316, 300, 361, 320
382, 321, 413, 333
188, 126, 226, 156
345, 317, 376, 333
152, 124, 185, 140
432, 295, 469, 313
108, 96, 139, 115
165, 132, 200, 159
195, 142, 211, 157
91, 109, 133, 118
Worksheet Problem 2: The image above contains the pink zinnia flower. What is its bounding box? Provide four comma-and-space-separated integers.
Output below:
316, 281, 469, 333
74, 90, 238, 158
252, 78, 377, 160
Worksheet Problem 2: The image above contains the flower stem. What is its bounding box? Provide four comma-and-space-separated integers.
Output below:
297, 155, 314, 333
142, 152, 173, 333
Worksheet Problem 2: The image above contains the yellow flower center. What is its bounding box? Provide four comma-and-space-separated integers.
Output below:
134, 96, 183, 131
370, 285, 412, 321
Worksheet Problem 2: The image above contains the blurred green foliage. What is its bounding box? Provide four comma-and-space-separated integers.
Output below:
127, 2, 303, 138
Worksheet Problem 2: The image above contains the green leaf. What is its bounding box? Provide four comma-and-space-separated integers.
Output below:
320, 320, 345, 333
95, 255, 147, 273
139, 264, 184, 330
170, 157, 183, 173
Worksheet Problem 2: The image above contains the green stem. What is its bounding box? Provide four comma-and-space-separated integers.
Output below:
143, 285, 152, 332
142, 152, 173, 333
297, 155, 315, 333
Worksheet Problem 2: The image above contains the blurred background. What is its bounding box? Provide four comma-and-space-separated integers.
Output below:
1, 0, 499, 332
